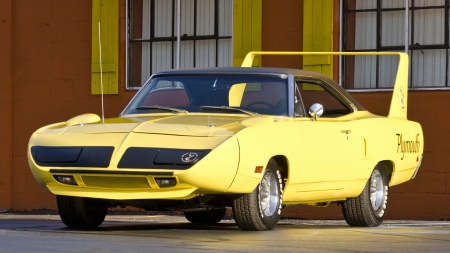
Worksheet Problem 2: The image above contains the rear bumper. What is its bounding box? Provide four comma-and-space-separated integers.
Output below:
411, 155, 423, 179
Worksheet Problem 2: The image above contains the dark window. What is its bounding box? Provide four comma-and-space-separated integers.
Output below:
297, 82, 351, 118
128, 0, 233, 89
343, 0, 449, 89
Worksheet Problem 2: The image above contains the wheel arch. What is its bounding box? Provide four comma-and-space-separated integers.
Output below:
377, 160, 394, 183
271, 155, 288, 184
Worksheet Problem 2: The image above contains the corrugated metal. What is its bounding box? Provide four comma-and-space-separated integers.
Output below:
381, 11, 407, 47
413, 49, 446, 87
219, 0, 232, 36
353, 56, 376, 88
218, 39, 232, 67
141, 0, 151, 84
178, 41, 195, 69
414, 9, 444, 45
195, 40, 216, 67
175, 0, 194, 37
218, 0, 232, 67
155, 0, 172, 37
356, 0, 376, 9
196, 0, 214, 36
141, 42, 151, 84
355, 12, 376, 50
382, 0, 409, 8
415, 0, 444, 7
378, 55, 398, 88
152, 41, 172, 73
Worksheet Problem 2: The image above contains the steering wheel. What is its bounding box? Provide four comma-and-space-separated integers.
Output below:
247, 101, 276, 109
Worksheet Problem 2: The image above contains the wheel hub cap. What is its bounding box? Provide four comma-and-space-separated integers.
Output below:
259, 172, 279, 216
370, 170, 384, 211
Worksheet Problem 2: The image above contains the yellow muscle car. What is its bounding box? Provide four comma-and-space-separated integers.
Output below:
28, 52, 423, 231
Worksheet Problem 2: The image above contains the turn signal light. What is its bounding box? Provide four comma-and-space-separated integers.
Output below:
255, 166, 264, 173
155, 178, 177, 188
54, 175, 78, 186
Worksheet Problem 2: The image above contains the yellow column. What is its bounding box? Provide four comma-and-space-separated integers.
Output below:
91, 0, 119, 94
233, 0, 262, 67
303, 0, 334, 78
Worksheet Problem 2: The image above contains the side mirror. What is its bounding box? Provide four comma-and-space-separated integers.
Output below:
308, 103, 324, 121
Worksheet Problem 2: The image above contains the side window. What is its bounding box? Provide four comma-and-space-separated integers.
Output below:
296, 81, 351, 118
240, 82, 288, 115
241, 83, 285, 108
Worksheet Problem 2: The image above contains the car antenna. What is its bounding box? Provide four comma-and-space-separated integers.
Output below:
98, 22, 105, 123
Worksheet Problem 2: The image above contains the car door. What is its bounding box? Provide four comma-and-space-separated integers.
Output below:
295, 80, 354, 192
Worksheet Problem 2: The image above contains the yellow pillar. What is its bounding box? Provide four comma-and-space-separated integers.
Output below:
233, 0, 262, 67
91, 0, 119, 94
303, 0, 334, 78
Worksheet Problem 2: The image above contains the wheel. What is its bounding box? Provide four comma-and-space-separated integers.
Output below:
342, 164, 389, 227
247, 101, 276, 108
184, 208, 226, 223
57, 195, 108, 228
232, 159, 283, 231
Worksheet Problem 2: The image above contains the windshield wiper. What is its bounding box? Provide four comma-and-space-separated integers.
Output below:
200, 106, 259, 116
136, 105, 188, 114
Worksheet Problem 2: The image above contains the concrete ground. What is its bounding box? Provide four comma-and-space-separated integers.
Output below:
1, 213, 450, 252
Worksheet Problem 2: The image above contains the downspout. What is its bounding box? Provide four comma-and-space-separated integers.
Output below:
339, 0, 343, 86
405, 0, 409, 54
176, 0, 181, 69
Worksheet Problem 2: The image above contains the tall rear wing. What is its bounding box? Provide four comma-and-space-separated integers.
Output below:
241, 52, 409, 120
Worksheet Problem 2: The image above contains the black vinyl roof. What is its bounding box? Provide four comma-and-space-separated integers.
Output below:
156, 67, 326, 78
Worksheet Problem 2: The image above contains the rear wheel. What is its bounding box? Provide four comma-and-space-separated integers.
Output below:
57, 195, 108, 228
232, 159, 283, 231
184, 208, 226, 223
342, 164, 389, 227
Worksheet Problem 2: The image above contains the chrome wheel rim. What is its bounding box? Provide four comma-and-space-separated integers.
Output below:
259, 172, 279, 217
370, 170, 384, 211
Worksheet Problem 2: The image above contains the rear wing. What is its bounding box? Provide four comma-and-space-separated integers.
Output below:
241, 52, 409, 120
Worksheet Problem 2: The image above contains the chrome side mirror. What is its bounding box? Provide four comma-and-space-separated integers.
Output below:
308, 103, 324, 121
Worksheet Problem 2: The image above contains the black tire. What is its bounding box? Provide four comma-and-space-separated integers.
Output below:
342, 164, 389, 227
232, 159, 283, 231
184, 208, 226, 223
57, 195, 108, 228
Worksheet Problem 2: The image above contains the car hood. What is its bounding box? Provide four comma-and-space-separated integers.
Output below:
37, 114, 275, 137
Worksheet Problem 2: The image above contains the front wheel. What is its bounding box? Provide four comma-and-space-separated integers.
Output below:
232, 159, 283, 231
342, 164, 389, 227
57, 195, 108, 228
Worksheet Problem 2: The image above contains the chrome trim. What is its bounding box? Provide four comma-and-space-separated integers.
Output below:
411, 155, 423, 179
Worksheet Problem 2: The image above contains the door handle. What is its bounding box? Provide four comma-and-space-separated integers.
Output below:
341, 130, 351, 134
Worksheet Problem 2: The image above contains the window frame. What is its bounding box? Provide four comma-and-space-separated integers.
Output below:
126, 0, 233, 90
342, 0, 450, 90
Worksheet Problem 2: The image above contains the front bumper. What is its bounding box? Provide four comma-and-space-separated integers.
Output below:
28, 132, 240, 200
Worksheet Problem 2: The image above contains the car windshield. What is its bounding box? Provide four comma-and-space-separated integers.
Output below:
123, 75, 288, 116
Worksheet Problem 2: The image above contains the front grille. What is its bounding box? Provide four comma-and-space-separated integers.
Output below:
31, 146, 114, 168
81, 176, 151, 189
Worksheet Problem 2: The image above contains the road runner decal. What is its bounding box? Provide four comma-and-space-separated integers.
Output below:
181, 152, 200, 163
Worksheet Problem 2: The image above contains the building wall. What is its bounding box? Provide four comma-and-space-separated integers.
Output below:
0, 0, 13, 210
1, 0, 449, 220
0, 0, 134, 211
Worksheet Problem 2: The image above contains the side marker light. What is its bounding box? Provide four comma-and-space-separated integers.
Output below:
255, 166, 264, 173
